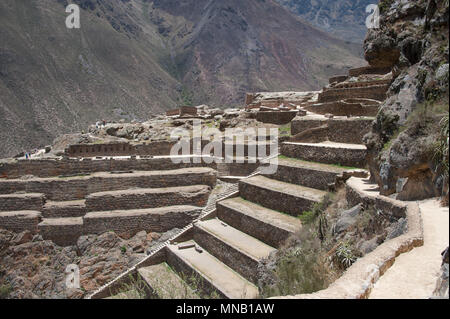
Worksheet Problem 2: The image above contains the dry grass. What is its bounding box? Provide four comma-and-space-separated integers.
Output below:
259, 188, 348, 298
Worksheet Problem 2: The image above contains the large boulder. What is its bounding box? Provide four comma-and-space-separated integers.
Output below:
333, 204, 362, 235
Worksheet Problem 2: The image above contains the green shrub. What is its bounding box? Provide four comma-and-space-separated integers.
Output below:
0, 284, 12, 299
334, 242, 357, 269
299, 193, 334, 225
260, 227, 330, 297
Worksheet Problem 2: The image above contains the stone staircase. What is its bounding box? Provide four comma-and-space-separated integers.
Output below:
97, 69, 384, 299
239, 175, 326, 216
113, 152, 368, 299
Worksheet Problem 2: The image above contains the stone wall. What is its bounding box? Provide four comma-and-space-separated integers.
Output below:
43, 201, 87, 218
217, 162, 260, 177
66, 143, 135, 157
0, 157, 216, 179
66, 141, 179, 158
333, 79, 391, 89
346, 181, 407, 219
216, 201, 291, 249
0, 211, 41, 233
328, 119, 373, 144
83, 206, 203, 239
166, 109, 180, 117
0, 193, 45, 211
304, 100, 379, 117
85, 185, 211, 212
272, 177, 423, 299
180, 106, 198, 117
348, 66, 391, 77
256, 111, 298, 125
239, 180, 317, 216
135, 141, 176, 156
290, 118, 325, 136
265, 163, 340, 191
165, 106, 198, 117
318, 85, 388, 103
38, 218, 83, 247
291, 118, 373, 144
0, 168, 216, 201
281, 143, 367, 168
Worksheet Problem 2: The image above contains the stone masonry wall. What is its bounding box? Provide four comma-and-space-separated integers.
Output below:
0, 158, 216, 179
318, 85, 388, 103
0, 194, 45, 211
0, 211, 41, 233
85, 185, 211, 212
265, 164, 340, 191
0, 169, 217, 201
256, 111, 298, 125
305, 101, 379, 117
38, 219, 84, 247
281, 143, 367, 168
239, 181, 316, 217
83, 207, 203, 239
291, 118, 373, 144
291, 119, 325, 136
328, 119, 373, 144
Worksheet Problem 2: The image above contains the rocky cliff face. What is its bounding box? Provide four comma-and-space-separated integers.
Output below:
0, 0, 364, 158
363, 0, 449, 202
0, 228, 178, 299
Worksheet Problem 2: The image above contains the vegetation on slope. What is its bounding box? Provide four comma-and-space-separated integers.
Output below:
258, 187, 408, 297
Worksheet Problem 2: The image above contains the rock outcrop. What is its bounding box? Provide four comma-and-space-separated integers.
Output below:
0, 229, 178, 299
363, 0, 449, 201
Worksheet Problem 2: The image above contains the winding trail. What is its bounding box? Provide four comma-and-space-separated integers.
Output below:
369, 199, 449, 299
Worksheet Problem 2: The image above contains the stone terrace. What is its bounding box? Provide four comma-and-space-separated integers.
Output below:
0, 156, 219, 246
5, 64, 421, 300
90, 65, 391, 300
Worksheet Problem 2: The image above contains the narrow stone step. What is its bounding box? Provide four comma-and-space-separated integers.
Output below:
83, 205, 202, 239
85, 185, 210, 212
217, 197, 302, 248
264, 157, 348, 190
138, 263, 200, 299
38, 217, 83, 246
239, 175, 326, 217
0, 193, 44, 212
193, 218, 276, 284
43, 200, 87, 218
281, 141, 367, 168
166, 241, 258, 299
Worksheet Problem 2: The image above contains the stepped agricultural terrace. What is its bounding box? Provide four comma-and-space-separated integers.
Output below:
0, 63, 446, 300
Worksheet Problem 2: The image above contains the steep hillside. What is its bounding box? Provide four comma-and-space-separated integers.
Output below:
363, 0, 449, 202
0, 0, 364, 157
275, 0, 374, 43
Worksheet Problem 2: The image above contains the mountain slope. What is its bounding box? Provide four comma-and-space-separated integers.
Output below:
151, 0, 364, 105
0, 0, 364, 157
275, 0, 373, 43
